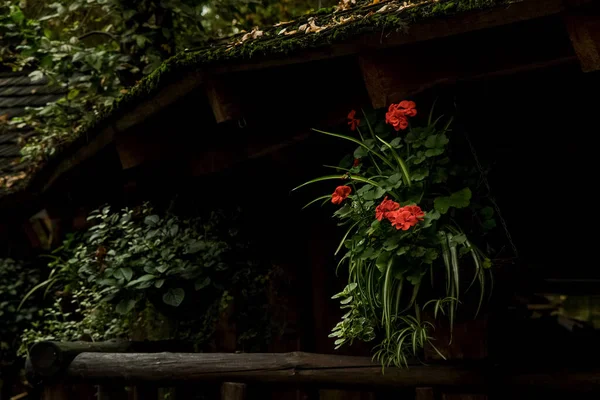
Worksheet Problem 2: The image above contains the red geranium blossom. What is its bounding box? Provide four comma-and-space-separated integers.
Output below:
398, 100, 417, 117
385, 112, 408, 131
403, 205, 425, 220
347, 110, 360, 131
331, 185, 352, 205
375, 196, 400, 221
385, 101, 417, 131
387, 205, 425, 230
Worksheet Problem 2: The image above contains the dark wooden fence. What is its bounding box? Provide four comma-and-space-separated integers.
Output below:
26, 341, 600, 400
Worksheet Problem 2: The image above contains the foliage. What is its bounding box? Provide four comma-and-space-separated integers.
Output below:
296, 102, 494, 367
0, 258, 40, 365
19, 204, 278, 353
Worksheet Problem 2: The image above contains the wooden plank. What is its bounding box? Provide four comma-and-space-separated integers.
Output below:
221, 383, 247, 400
55, 351, 600, 391
566, 11, 600, 72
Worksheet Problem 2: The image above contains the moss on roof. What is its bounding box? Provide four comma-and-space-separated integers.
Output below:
18, 0, 513, 196
82, 0, 510, 137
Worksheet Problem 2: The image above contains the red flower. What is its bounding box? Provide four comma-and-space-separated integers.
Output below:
353, 158, 361, 167
387, 205, 425, 230
404, 205, 425, 220
385, 112, 408, 131
347, 110, 360, 131
385, 101, 417, 131
398, 100, 417, 117
375, 196, 400, 221
331, 185, 352, 205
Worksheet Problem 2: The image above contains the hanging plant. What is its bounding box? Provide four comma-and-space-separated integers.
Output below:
295, 101, 494, 367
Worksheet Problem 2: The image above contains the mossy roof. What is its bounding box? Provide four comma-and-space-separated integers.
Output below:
2, 0, 526, 199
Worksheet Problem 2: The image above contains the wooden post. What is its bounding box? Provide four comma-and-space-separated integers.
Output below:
133, 385, 158, 400
42, 384, 69, 400
415, 387, 436, 400
221, 382, 247, 400
565, 11, 600, 72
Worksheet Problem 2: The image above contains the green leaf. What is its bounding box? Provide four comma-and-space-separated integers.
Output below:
424, 134, 449, 149
114, 267, 133, 281
480, 206, 494, 219
396, 246, 410, 256
154, 279, 165, 289
411, 168, 429, 181
116, 299, 136, 315
187, 241, 206, 254
194, 277, 211, 290
126, 274, 155, 287
482, 219, 497, 230
163, 288, 185, 307
425, 148, 444, 157
389, 137, 403, 148
144, 215, 159, 226
10, 6, 25, 24
376, 251, 391, 272
67, 89, 80, 100
354, 146, 368, 158
434, 188, 472, 214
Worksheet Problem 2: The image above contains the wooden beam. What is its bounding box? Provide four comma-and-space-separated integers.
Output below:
566, 11, 600, 72
36, 71, 203, 193
28, 340, 194, 378
44, 351, 600, 392
210, 0, 566, 76
63, 352, 483, 386
358, 13, 576, 108
205, 77, 243, 123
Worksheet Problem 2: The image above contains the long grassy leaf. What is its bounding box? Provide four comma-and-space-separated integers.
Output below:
18, 279, 53, 311
394, 277, 404, 317
335, 221, 359, 256
382, 257, 395, 338
293, 174, 382, 191
376, 136, 412, 186
323, 165, 352, 172
302, 195, 332, 210
312, 129, 396, 170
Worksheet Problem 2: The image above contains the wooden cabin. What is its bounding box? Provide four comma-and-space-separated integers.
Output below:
2, 0, 600, 398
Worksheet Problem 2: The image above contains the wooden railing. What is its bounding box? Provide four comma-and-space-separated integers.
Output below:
27, 341, 600, 399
